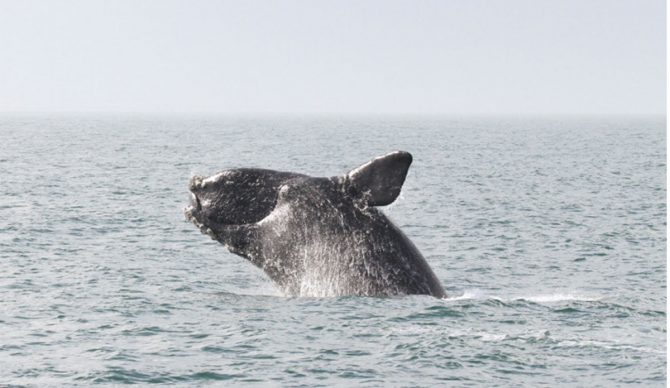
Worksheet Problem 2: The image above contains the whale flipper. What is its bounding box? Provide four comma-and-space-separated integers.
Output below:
346, 151, 413, 206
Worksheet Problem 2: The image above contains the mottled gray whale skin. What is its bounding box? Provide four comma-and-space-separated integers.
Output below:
184, 151, 446, 298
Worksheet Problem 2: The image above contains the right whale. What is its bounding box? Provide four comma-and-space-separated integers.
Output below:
185, 151, 446, 298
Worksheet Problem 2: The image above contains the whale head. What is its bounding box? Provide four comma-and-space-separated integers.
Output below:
185, 169, 302, 238
186, 151, 412, 224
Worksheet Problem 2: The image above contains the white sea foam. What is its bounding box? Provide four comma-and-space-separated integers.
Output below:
514, 293, 601, 303
442, 288, 489, 301
443, 290, 601, 304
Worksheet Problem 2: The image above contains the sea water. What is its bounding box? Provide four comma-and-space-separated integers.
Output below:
0, 115, 665, 386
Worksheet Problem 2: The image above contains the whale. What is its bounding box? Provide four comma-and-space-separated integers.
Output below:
184, 151, 446, 298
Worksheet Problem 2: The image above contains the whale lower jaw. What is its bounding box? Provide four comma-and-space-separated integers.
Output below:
184, 206, 217, 240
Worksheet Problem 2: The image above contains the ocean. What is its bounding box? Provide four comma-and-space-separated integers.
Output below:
0, 115, 666, 386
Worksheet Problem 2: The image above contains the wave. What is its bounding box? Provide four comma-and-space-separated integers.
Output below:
515, 293, 601, 303
444, 289, 602, 304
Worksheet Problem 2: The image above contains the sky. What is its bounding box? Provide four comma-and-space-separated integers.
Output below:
0, 0, 665, 115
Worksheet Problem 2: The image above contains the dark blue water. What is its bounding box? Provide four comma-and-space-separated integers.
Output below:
0, 115, 665, 386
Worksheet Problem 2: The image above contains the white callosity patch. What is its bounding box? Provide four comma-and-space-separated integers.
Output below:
189, 175, 205, 189
202, 171, 231, 186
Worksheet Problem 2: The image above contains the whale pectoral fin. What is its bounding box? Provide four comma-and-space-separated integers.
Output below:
346, 151, 412, 206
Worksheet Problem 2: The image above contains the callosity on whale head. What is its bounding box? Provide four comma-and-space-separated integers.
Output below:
184, 151, 446, 298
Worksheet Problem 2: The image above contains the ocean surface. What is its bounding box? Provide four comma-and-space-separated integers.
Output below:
0, 115, 666, 387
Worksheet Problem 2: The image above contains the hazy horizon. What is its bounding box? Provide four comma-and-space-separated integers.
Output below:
0, 0, 665, 116
1, 111, 666, 118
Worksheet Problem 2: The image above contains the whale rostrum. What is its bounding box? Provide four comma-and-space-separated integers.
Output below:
185, 151, 446, 298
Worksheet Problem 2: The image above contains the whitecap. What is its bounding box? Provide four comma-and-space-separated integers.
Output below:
515, 294, 601, 303
441, 288, 490, 301
441, 290, 602, 304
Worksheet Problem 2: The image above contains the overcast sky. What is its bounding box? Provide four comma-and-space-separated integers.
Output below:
0, 0, 665, 115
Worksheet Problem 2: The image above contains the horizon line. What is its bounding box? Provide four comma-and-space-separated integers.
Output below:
0, 111, 665, 118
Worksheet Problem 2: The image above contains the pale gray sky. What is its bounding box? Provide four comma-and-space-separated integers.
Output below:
0, 0, 665, 115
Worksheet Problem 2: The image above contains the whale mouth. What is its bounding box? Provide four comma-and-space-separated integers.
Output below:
184, 177, 210, 236
184, 175, 208, 227
183, 193, 201, 223
189, 192, 201, 211
184, 193, 218, 240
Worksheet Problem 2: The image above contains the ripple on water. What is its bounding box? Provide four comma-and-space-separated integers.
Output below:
85, 368, 243, 384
